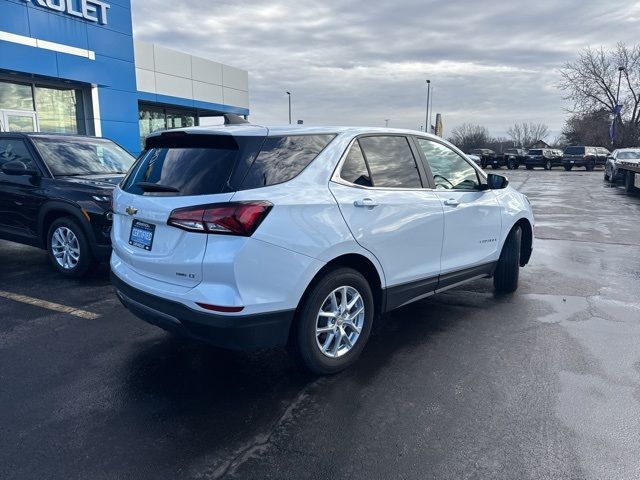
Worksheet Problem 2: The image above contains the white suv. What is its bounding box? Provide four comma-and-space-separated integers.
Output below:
111, 117, 534, 374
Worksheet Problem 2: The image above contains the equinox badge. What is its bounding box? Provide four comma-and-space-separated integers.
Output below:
125, 206, 138, 215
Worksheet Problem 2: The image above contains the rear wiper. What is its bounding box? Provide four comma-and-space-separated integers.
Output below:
136, 181, 180, 193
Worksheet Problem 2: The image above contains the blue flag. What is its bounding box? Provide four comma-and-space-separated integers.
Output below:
609, 104, 623, 141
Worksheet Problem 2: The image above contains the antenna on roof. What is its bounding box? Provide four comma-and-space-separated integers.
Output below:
224, 114, 249, 125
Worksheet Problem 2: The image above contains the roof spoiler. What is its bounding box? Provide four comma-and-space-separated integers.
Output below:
224, 114, 249, 125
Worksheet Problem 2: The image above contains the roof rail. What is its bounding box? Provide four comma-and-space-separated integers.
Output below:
224, 114, 249, 125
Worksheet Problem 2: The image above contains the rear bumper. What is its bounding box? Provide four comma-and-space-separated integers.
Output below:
525, 157, 554, 166
112, 272, 295, 350
563, 158, 591, 167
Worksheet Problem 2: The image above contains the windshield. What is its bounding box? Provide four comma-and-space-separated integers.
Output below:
618, 151, 640, 160
32, 137, 135, 176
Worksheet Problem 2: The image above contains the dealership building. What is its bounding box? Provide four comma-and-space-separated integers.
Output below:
0, 0, 250, 154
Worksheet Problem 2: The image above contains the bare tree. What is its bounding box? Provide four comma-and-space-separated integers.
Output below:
447, 123, 490, 152
486, 136, 513, 153
559, 43, 640, 130
562, 110, 640, 147
506, 122, 550, 148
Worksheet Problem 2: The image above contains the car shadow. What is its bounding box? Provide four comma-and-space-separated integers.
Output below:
116, 280, 500, 473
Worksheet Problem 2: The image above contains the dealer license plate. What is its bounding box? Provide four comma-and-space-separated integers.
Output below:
129, 219, 155, 251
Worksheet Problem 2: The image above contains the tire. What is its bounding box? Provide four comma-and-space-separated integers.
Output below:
526, 165, 534, 170
604, 168, 610, 181
47, 217, 96, 278
626, 171, 636, 193
564, 165, 573, 171
491, 164, 499, 169
293, 268, 374, 375
481, 160, 487, 169
512, 162, 519, 170
544, 159, 552, 170
585, 160, 595, 171
507, 159, 515, 170
494, 226, 521, 294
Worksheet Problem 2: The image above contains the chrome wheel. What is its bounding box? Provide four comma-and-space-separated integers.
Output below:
315, 286, 365, 358
51, 226, 80, 270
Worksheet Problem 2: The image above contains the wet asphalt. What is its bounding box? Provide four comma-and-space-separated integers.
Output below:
1, 168, 640, 480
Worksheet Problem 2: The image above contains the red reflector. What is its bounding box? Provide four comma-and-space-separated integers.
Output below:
168, 201, 272, 236
196, 302, 244, 313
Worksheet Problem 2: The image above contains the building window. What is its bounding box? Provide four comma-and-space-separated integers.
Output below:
34, 85, 85, 134
138, 104, 199, 149
0, 79, 86, 134
0, 80, 34, 111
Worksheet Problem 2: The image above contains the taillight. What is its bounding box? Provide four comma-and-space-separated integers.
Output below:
167, 201, 272, 236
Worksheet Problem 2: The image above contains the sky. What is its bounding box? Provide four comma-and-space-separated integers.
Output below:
131, 0, 640, 139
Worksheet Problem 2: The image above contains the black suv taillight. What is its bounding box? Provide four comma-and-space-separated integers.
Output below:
167, 201, 272, 236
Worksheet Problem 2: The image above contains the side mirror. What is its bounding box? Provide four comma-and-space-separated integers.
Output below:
486, 173, 509, 189
1, 160, 39, 177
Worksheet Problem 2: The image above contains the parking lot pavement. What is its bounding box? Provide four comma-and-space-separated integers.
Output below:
1, 169, 640, 480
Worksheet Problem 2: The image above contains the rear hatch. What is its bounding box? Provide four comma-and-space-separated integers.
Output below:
111, 129, 267, 287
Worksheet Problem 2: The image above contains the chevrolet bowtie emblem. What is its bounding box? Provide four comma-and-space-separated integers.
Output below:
125, 206, 138, 215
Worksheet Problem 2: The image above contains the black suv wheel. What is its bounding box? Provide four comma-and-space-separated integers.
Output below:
564, 165, 573, 171
544, 159, 552, 170
47, 217, 96, 277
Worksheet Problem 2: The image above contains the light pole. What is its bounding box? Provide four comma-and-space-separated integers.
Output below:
385, 119, 390, 128
286, 91, 291, 124
429, 84, 434, 133
425, 80, 431, 133
616, 66, 625, 105
611, 66, 625, 146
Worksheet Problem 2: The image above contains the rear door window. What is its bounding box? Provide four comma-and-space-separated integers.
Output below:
358, 136, 422, 188
339, 141, 372, 187
240, 134, 335, 189
122, 135, 265, 196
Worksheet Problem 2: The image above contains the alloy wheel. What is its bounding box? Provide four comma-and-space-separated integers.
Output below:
51, 226, 80, 270
315, 286, 365, 358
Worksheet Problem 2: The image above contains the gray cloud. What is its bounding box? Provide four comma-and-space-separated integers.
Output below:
131, 0, 640, 138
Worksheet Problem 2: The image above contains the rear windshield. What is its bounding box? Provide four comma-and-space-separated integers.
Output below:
528, 149, 543, 155
564, 146, 585, 155
32, 137, 135, 176
121, 133, 335, 196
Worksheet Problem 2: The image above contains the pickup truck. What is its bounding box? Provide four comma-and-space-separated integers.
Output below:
502, 148, 527, 169
470, 148, 526, 169
617, 158, 640, 193
525, 148, 563, 170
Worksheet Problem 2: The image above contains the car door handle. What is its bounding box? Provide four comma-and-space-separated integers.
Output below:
444, 198, 460, 207
354, 198, 379, 208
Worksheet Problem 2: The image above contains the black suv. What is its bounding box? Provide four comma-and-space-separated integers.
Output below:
562, 146, 610, 171
0, 133, 135, 276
